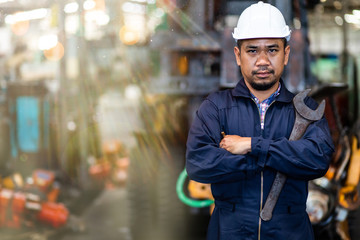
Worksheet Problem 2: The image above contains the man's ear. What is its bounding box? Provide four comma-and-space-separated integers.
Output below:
234, 46, 241, 66
284, 45, 290, 66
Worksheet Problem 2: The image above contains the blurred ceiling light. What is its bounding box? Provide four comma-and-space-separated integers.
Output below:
67, 121, 77, 131
64, 0, 95, 14
84, 0, 96, 10
5, 8, 48, 24
97, 14, 110, 25
0, 0, 14, 3
125, 84, 141, 101
65, 15, 79, 34
335, 16, 343, 26
44, 42, 65, 61
345, 14, 360, 24
119, 25, 139, 45
64, 2, 79, 14
320, 0, 326, 2
122, 2, 146, 14
333, 1, 342, 10
38, 34, 58, 50
353, 10, 360, 17
45, 80, 60, 93
85, 10, 110, 26
123, 14, 145, 31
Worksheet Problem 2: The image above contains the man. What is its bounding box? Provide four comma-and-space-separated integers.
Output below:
186, 1, 334, 240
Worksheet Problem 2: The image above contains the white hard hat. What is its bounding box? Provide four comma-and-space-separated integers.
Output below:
232, 1, 291, 41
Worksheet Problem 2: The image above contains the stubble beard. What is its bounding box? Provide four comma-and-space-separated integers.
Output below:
249, 78, 278, 91
243, 66, 278, 91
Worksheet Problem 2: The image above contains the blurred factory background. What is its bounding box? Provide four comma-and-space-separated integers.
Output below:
0, 0, 359, 239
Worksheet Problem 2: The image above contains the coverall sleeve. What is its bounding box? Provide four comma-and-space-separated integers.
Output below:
186, 99, 257, 184
251, 115, 334, 180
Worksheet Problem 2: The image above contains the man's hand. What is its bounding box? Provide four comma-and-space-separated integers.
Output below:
220, 135, 251, 155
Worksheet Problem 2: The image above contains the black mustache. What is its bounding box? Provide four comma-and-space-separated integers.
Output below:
252, 67, 275, 75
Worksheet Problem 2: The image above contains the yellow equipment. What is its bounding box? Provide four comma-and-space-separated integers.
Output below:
339, 136, 360, 210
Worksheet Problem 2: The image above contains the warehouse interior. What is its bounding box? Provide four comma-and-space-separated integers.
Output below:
0, 0, 359, 239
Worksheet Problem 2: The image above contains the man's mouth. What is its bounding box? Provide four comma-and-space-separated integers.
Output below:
252, 69, 274, 78
255, 71, 271, 78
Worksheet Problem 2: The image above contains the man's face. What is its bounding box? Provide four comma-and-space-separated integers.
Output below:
234, 38, 290, 91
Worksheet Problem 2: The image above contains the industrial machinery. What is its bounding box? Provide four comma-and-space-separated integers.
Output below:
126, 0, 360, 240
126, 1, 304, 239
0, 169, 69, 229
7, 81, 50, 176
89, 140, 130, 187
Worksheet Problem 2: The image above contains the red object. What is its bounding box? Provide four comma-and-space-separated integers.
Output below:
33, 170, 55, 192
89, 161, 111, 180
0, 189, 26, 228
37, 202, 68, 228
47, 183, 60, 202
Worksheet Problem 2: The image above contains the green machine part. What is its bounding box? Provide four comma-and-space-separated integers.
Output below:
176, 168, 214, 208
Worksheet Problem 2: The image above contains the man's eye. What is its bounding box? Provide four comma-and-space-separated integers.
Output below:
247, 50, 256, 53
269, 49, 278, 53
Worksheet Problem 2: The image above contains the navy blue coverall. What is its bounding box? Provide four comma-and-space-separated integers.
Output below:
186, 78, 334, 240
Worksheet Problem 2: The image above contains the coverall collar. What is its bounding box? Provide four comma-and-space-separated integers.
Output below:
232, 78, 293, 103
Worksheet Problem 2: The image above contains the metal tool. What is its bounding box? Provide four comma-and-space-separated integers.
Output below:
260, 89, 326, 221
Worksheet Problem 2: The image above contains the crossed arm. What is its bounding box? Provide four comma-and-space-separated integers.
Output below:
220, 135, 252, 155
186, 98, 334, 184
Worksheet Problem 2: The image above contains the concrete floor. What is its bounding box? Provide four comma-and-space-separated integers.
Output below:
1, 184, 358, 240
0, 185, 208, 240
60, 188, 131, 240
0, 188, 131, 240
57, 186, 208, 240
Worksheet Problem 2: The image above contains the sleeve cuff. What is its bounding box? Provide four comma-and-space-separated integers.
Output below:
250, 137, 270, 167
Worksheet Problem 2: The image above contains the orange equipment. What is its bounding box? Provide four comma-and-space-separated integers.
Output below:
89, 161, 111, 181
0, 188, 69, 229
37, 202, 69, 228
0, 189, 26, 228
2, 173, 24, 189
188, 180, 214, 213
339, 136, 360, 210
32, 169, 55, 192
89, 140, 130, 186
0, 169, 69, 229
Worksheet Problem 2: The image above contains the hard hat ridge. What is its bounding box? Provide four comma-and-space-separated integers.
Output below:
232, 1, 291, 41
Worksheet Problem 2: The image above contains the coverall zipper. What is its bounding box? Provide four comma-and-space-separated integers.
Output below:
258, 171, 263, 240
250, 98, 263, 240
251, 99, 276, 240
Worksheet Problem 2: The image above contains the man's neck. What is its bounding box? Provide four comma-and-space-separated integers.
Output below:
245, 81, 280, 102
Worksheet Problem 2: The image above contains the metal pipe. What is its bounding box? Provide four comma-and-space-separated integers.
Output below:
58, 0, 68, 171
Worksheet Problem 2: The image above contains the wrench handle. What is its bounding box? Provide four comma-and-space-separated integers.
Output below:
260, 172, 287, 221
289, 111, 312, 141
260, 113, 312, 221
259, 91, 325, 221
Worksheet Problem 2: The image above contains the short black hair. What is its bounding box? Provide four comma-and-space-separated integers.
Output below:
236, 38, 288, 49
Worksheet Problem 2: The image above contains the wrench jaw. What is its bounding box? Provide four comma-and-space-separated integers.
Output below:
290, 90, 326, 141
294, 89, 326, 121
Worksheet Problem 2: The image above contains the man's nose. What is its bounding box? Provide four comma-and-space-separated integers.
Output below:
256, 51, 270, 66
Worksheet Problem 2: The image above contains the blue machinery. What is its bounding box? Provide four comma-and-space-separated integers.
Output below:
7, 82, 50, 175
